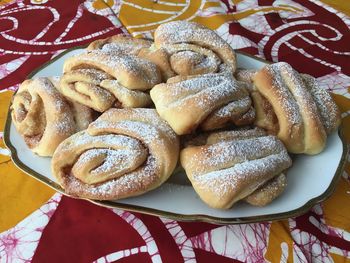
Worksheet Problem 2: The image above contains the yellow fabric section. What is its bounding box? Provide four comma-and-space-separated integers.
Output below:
265, 220, 294, 262
331, 253, 350, 263
323, 177, 350, 232
319, 0, 350, 16
0, 91, 55, 232
119, 1, 302, 35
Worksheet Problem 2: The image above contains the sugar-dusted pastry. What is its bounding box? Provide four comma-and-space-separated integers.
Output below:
150, 73, 253, 135
11, 78, 77, 156
87, 35, 152, 55
60, 50, 161, 112
253, 62, 329, 154
51, 108, 180, 200
244, 173, 287, 206
180, 128, 292, 209
151, 21, 236, 77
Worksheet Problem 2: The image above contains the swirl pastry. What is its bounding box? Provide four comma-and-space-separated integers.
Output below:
11, 78, 78, 156
253, 62, 340, 154
60, 50, 161, 112
87, 35, 152, 55
51, 108, 179, 200
180, 128, 292, 209
153, 21, 237, 77
150, 73, 253, 135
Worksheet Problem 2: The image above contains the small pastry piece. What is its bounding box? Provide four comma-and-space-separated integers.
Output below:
153, 21, 237, 77
180, 128, 292, 209
87, 35, 152, 55
150, 73, 252, 135
253, 62, 327, 154
51, 108, 179, 200
11, 78, 76, 156
244, 173, 287, 206
60, 50, 161, 112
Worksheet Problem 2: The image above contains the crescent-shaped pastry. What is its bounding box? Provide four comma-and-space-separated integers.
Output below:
87, 35, 152, 55
51, 108, 179, 200
180, 128, 292, 209
253, 62, 329, 154
11, 78, 77, 156
150, 73, 253, 135
149, 21, 236, 77
60, 50, 161, 112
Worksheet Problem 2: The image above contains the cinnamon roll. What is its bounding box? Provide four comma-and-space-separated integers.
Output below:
150, 21, 236, 77
150, 73, 253, 135
180, 128, 292, 209
59, 50, 161, 112
11, 78, 77, 156
51, 108, 179, 200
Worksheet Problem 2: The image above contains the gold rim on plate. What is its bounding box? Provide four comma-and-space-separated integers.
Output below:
3, 46, 349, 225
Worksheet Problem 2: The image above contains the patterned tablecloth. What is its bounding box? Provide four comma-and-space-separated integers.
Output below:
1, 0, 350, 262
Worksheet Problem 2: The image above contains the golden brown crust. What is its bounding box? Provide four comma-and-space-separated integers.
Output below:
253, 62, 327, 154
51, 108, 179, 200
49, 76, 96, 130
87, 35, 152, 55
180, 128, 292, 209
150, 74, 252, 135
244, 173, 287, 206
154, 21, 236, 75
138, 46, 176, 81
60, 51, 160, 112
11, 78, 76, 156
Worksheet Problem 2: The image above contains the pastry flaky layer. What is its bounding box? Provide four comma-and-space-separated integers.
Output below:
180, 128, 292, 209
249, 62, 340, 154
59, 50, 161, 112
140, 20, 236, 79
11, 77, 94, 157
51, 108, 179, 200
150, 73, 254, 135
87, 35, 152, 55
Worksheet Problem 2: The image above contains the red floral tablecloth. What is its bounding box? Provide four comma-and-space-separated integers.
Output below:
1, 0, 350, 262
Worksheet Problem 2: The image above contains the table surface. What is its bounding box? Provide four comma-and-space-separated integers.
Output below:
0, 0, 350, 262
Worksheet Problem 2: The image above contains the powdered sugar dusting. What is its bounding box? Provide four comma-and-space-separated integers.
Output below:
212, 96, 251, 118
193, 152, 290, 198
266, 63, 302, 125
302, 74, 340, 133
68, 50, 160, 87
191, 135, 286, 168
93, 119, 162, 145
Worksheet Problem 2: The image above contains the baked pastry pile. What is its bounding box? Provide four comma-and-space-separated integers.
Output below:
11, 21, 341, 209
